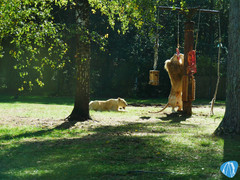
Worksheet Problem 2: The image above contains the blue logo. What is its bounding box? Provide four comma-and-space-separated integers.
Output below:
220, 161, 238, 178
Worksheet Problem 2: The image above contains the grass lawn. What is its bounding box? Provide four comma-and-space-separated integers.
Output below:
0, 95, 239, 180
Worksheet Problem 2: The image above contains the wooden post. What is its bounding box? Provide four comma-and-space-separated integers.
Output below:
156, 6, 219, 116
183, 21, 194, 116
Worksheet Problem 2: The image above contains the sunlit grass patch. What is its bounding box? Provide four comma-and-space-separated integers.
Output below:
0, 126, 90, 148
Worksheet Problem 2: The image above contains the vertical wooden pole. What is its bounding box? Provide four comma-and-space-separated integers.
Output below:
183, 21, 194, 116
156, 6, 219, 116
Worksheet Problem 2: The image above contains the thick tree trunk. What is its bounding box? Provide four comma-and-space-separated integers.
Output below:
214, 0, 240, 135
68, 0, 91, 121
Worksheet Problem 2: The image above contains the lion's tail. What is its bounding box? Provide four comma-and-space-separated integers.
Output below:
149, 103, 169, 113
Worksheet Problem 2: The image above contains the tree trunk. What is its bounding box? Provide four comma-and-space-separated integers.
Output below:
214, 0, 240, 135
183, 21, 194, 116
68, 0, 91, 121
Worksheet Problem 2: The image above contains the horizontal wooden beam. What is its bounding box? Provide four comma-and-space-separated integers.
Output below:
158, 6, 220, 14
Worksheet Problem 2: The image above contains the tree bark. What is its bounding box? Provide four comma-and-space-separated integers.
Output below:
67, 0, 91, 121
183, 21, 194, 116
214, 0, 240, 135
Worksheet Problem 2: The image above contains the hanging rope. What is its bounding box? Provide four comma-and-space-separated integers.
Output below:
153, 34, 159, 70
177, 13, 180, 49
210, 13, 221, 116
153, 8, 160, 70
176, 13, 181, 61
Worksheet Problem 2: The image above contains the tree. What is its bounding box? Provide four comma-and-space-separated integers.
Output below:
1, 0, 142, 121
67, 0, 146, 121
1, 0, 187, 122
214, 0, 240, 135
67, 0, 91, 121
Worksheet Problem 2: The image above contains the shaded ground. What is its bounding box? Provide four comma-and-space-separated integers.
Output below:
2, 97, 237, 180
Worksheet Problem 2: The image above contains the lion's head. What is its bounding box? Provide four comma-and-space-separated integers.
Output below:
118, 97, 128, 109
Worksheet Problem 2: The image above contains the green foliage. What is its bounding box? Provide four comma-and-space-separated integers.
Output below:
89, 0, 143, 34
0, 0, 229, 98
88, 0, 186, 35
0, 0, 68, 90
87, 0, 228, 99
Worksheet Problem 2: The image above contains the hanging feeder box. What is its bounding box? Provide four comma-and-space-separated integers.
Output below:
149, 70, 160, 86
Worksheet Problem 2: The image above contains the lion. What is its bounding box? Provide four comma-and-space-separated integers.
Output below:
89, 97, 128, 111
154, 53, 184, 113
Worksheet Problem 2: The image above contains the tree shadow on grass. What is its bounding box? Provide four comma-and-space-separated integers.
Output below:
0, 122, 170, 179
0, 120, 224, 180
160, 112, 190, 123
0, 120, 78, 141
54, 120, 78, 130
139, 116, 151, 120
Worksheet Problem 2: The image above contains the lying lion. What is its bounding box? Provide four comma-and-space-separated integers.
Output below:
89, 98, 128, 111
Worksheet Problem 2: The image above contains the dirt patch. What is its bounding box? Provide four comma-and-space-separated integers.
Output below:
0, 104, 225, 131
0, 116, 65, 128
129, 103, 162, 107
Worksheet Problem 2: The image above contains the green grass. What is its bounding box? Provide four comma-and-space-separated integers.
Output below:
0, 95, 225, 106
0, 95, 75, 105
0, 95, 239, 180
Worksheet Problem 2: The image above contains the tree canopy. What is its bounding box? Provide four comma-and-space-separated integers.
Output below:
0, 0, 68, 90
0, 0, 204, 91
0, 1, 229, 95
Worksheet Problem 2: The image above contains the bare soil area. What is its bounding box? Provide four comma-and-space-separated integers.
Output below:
0, 105, 225, 130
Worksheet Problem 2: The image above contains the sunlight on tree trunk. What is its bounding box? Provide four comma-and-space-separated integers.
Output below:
67, 0, 91, 121
214, 0, 240, 135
